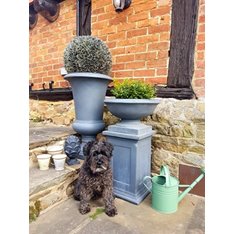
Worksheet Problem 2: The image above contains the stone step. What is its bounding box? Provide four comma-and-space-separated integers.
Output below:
29, 163, 82, 222
29, 123, 76, 168
29, 123, 82, 221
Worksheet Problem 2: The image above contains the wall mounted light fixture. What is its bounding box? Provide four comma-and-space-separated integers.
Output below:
33, 0, 60, 22
113, 0, 131, 13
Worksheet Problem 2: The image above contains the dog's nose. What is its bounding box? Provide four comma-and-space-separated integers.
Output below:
97, 161, 102, 165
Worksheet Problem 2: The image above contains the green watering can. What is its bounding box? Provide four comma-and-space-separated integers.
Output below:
143, 165, 205, 214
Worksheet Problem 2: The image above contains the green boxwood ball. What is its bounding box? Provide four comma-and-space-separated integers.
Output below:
64, 36, 112, 75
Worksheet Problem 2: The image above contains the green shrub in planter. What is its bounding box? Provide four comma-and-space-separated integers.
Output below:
64, 36, 112, 75
111, 79, 156, 99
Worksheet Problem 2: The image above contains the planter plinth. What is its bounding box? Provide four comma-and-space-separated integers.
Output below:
103, 122, 154, 204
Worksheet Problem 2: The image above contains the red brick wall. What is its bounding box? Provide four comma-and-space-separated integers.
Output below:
92, 0, 171, 85
193, 0, 205, 97
29, 0, 76, 90
29, 0, 205, 98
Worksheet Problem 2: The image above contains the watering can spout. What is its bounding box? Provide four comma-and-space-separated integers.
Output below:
178, 168, 205, 203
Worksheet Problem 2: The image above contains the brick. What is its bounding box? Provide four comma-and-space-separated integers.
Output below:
114, 71, 133, 78
137, 18, 159, 28
108, 31, 126, 41
196, 51, 204, 60
150, 6, 171, 17
148, 42, 169, 51
125, 61, 146, 69
48, 70, 59, 76
197, 43, 205, 51
94, 0, 111, 9
147, 59, 168, 68
112, 64, 125, 70
48, 47, 58, 53
117, 23, 136, 32
117, 38, 137, 46
126, 45, 147, 53
159, 15, 171, 25
97, 13, 111, 22
58, 81, 70, 88
196, 61, 205, 69
127, 28, 147, 38
158, 0, 171, 7
197, 33, 205, 42
106, 41, 117, 48
198, 24, 205, 33
137, 35, 159, 44
194, 70, 205, 78
146, 77, 167, 84
43, 65, 53, 71
134, 2, 156, 13
135, 52, 157, 61
116, 54, 135, 63
93, 8, 105, 15
158, 50, 169, 59
134, 70, 155, 77
101, 25, 116, 35
157, 68, 168, 76
111, 47, 126, 55
109, 15, 127, 25
194, 79, 205, 87
199, 15, 205, 23
160, 32, 170, 41
92, 20, 108, 30
148, 24, 170, 34
128, 12, 148, 23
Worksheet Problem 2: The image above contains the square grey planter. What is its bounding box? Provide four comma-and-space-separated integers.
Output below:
103, 122, 154, 204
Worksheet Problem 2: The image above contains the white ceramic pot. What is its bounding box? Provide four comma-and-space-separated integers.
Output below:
47, 145, 63, 155
37, 154, 51, 170
52, 154, 67, 171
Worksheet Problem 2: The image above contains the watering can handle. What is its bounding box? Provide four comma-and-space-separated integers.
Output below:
160, 165, 170, 187
143, 176, 152, 192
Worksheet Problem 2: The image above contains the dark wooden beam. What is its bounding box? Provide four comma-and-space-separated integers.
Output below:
77, 0, 91, 36
157, 0, 199, 99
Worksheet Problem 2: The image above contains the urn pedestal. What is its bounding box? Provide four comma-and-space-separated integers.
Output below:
103, 121, 154, 204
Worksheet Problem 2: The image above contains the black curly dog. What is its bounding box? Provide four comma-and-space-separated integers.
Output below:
73, 140, 117, 217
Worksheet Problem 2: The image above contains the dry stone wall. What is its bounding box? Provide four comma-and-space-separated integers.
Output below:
143, 98, 205, 176
29, 98, 205, 176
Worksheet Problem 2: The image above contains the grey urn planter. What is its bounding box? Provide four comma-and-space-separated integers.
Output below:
103, 98, 161, 204
104, 98, 161, 122
64, 72, 112, 158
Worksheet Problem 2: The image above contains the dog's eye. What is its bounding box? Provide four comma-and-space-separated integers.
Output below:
100, 151, 106, 156
93, 152, 98, 156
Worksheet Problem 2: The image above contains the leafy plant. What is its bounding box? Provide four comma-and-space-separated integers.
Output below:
111, 79, 156, 99
89, 207, 105, 220
64, 36, 112, 75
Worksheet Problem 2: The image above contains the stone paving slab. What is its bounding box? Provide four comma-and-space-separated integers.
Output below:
29, 124, 76, 149
29, 193, 205, 234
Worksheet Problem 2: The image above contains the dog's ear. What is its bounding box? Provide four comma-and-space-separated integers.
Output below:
83, 141, 95, 156
103, 141, 114, 157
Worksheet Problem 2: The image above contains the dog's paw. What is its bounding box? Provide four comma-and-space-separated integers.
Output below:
79, 205, 91, 215
105, 206, 118, 217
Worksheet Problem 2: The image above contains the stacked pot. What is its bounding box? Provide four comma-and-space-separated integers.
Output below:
36, 145, 66, 171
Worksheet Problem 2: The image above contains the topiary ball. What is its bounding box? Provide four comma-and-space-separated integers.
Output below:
64, 36, 112, 75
